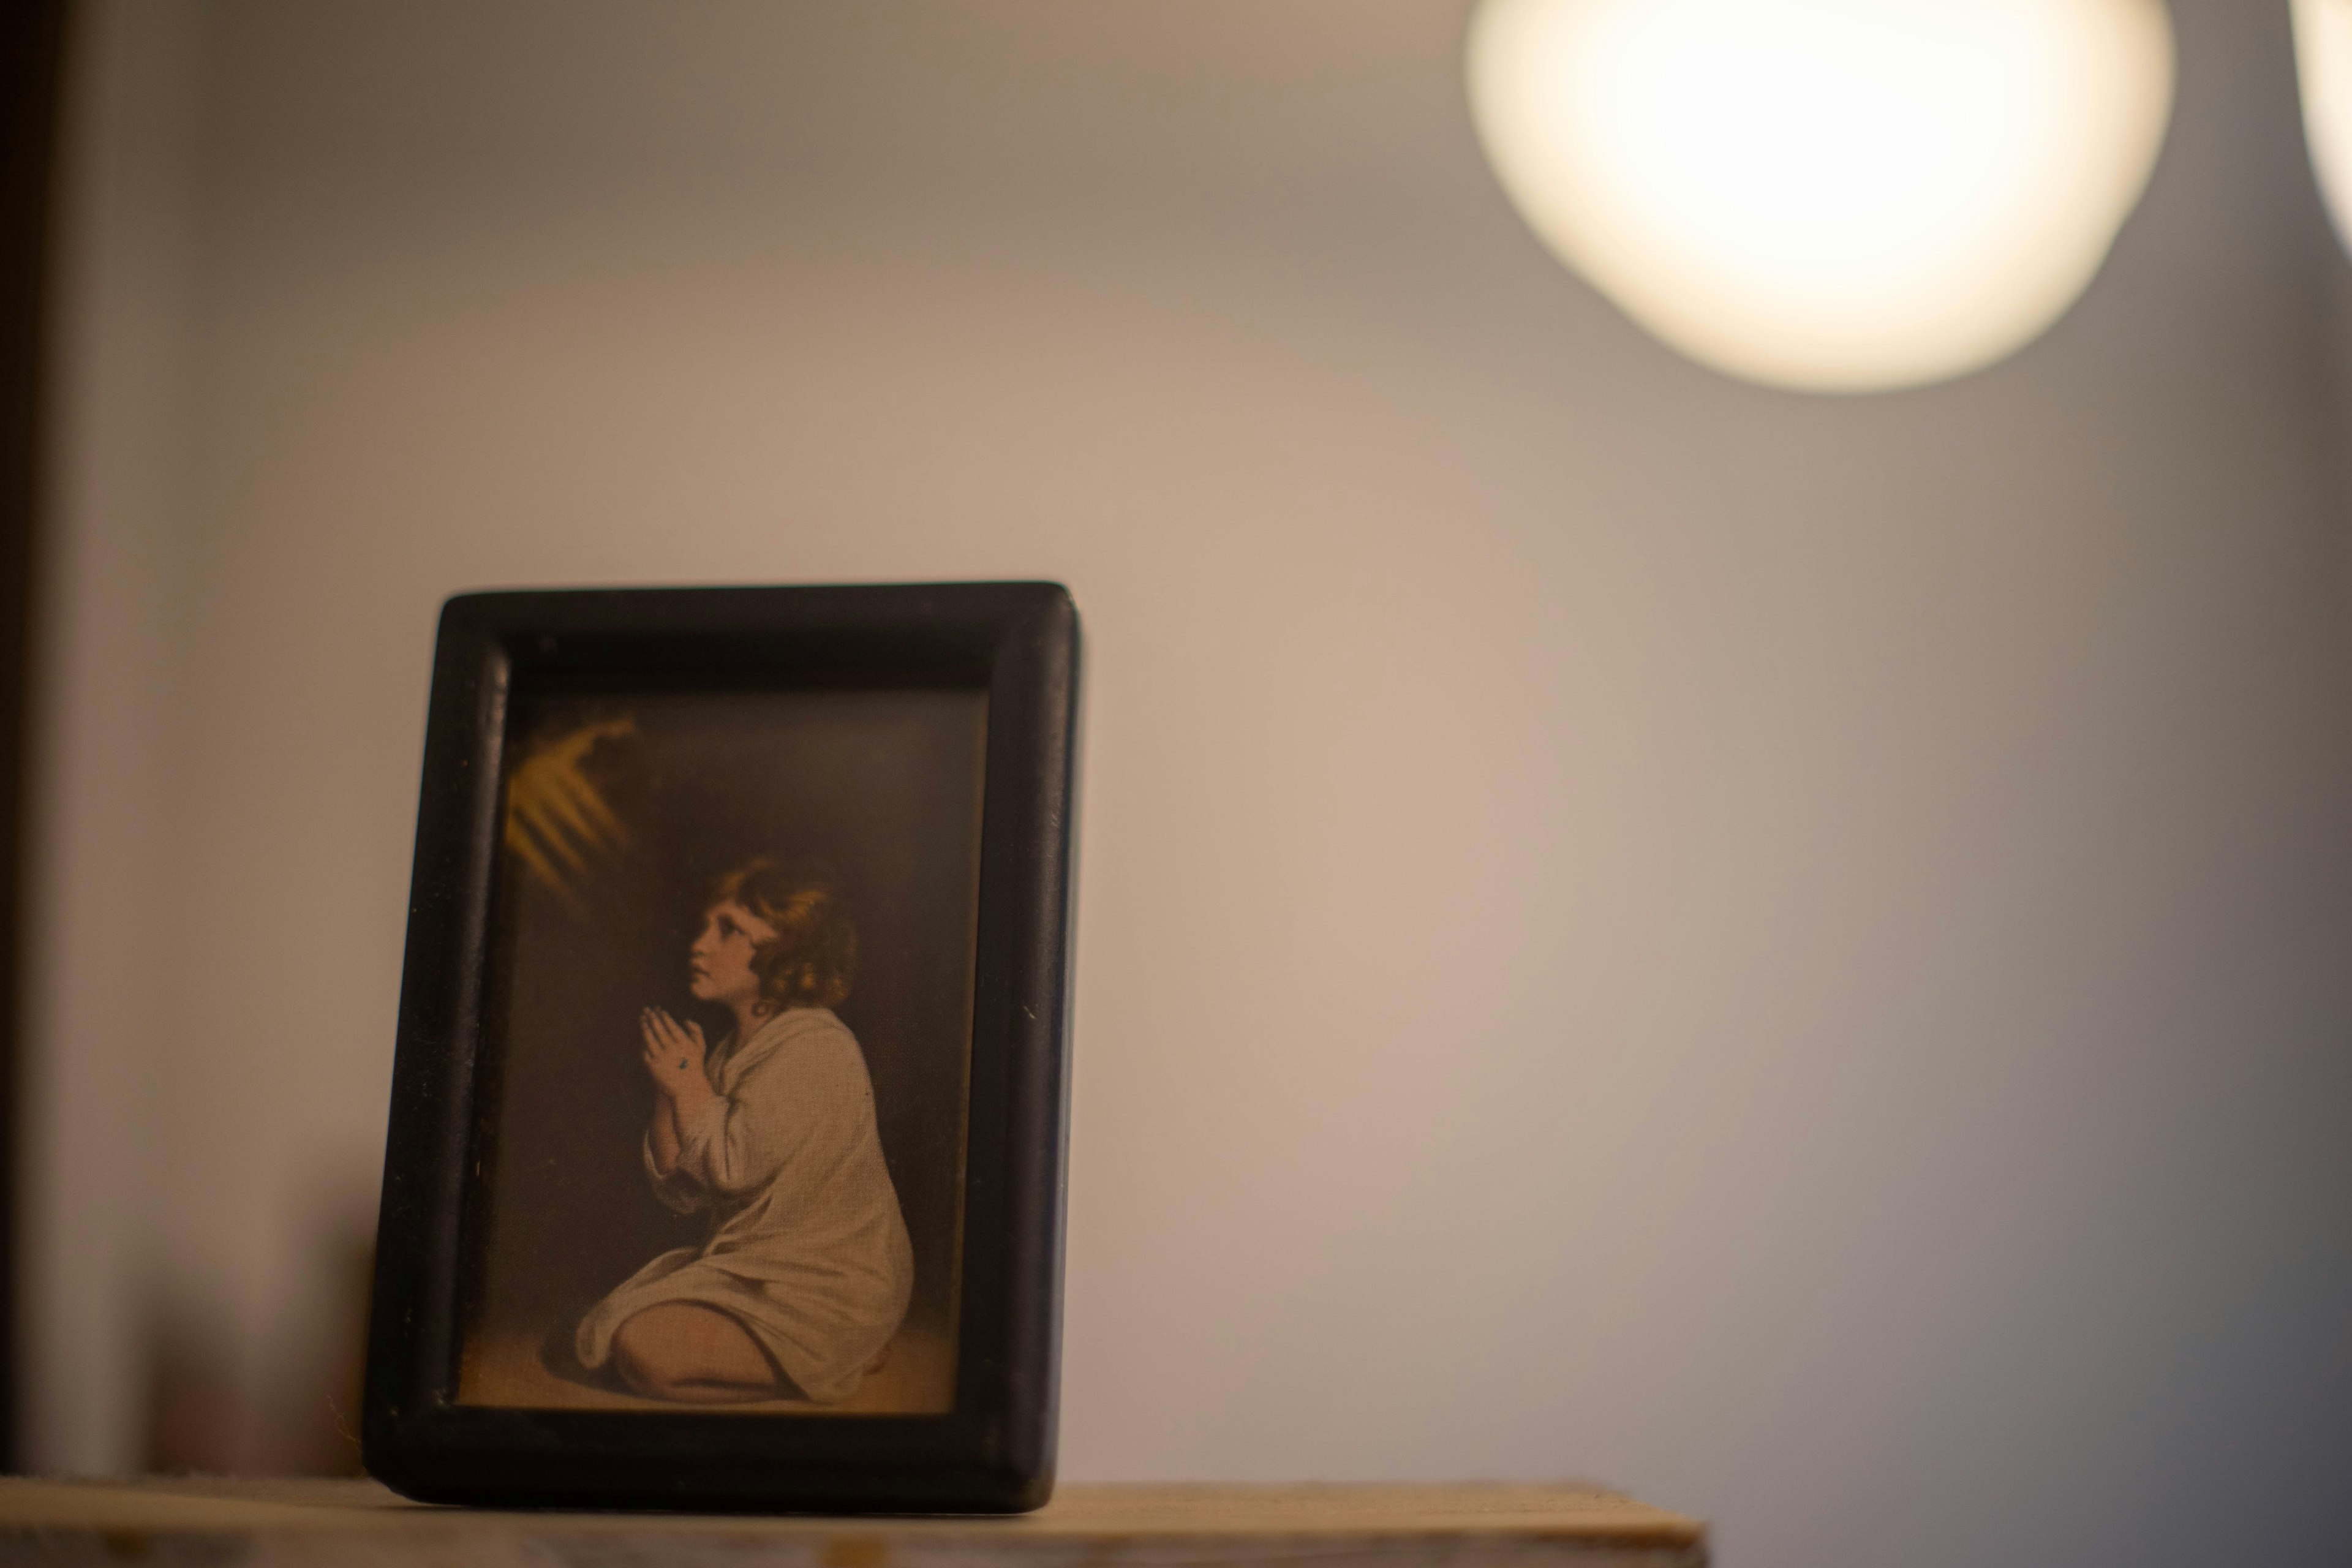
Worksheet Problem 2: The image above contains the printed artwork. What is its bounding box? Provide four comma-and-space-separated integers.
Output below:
456, 688, 986, 1414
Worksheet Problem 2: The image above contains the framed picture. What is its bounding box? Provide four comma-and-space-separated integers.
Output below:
362, 582, 1081, 1512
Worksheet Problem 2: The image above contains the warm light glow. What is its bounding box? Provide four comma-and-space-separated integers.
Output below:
2294, 0, 2352, 259
1466, 0, 2176, 392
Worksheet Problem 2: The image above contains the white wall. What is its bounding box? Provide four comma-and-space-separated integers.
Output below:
30, 1, 2352, 1563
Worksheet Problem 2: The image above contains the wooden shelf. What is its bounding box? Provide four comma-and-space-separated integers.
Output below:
0, 1479, 1705, 1566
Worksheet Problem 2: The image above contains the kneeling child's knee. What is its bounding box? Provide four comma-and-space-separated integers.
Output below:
612, 1316, 677, 1398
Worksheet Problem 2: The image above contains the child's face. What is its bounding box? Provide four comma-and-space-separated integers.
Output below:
688, 899, 778, 1011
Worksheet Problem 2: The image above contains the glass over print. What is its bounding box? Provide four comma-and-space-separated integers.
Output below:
457, 688, 985, 1415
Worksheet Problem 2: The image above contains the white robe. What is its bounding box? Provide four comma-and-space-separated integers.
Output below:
575, 1006, 915, 1403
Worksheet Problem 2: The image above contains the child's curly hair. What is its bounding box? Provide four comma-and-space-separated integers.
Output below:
708, 858, 856, 1016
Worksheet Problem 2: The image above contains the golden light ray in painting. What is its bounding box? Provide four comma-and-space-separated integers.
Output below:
503, 716, 636, 910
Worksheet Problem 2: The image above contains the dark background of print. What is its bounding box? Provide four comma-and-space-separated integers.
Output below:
464, 688, 985, 1362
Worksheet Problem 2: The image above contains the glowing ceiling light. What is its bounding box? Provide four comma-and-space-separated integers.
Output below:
2294, 0, 2352, 258
1466, 0, 2176, 392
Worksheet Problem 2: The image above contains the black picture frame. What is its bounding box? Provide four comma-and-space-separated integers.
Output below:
362, 582, 1081, 1513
